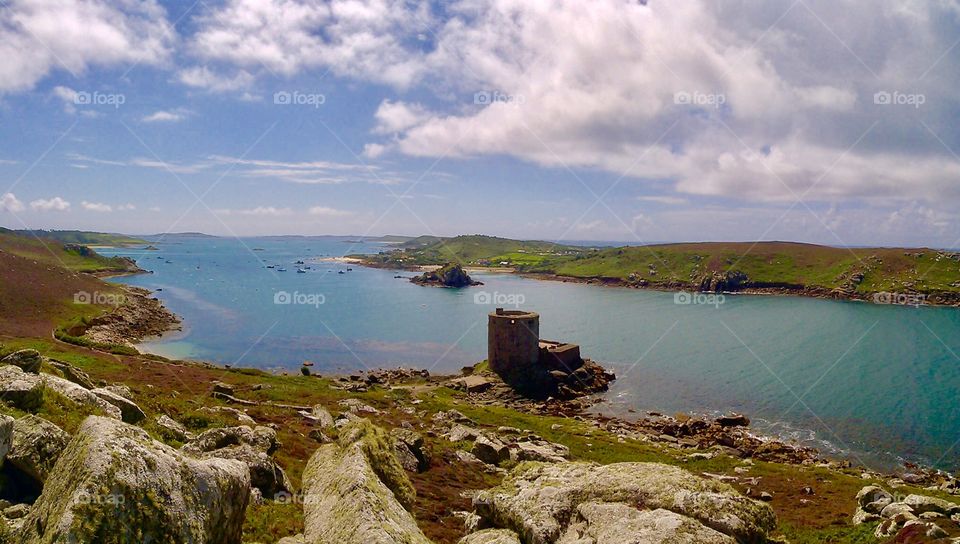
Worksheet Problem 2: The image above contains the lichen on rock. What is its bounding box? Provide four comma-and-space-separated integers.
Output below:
301, 419, 429, 544
16, 415, 250, 544
472, 461, 776, 544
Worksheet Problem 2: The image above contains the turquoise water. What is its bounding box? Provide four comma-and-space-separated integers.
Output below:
102, 236, 960, 471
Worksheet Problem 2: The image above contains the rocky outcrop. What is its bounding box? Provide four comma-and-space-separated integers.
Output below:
7, 415, 70, 483
0, 365, 44, 411
459, 529, 522, 544
182, 425, 290, 498
853, 485, 960, 538
156, 414, 193, 442
16, 416, 250, 543
0, 414, 13, 462
2, 349, 42, 373
47, 359, 96, 389
560, 502, 737, 543
182, 425, 278, 456
391, 428, 429, 473
79, 286, 180, 346
311, 405, 335, 428
92, 387, 146, 423
411, 263, 482, 288
301, 419, 429, 544
472, 461, 776, 544
39, 373, 121, 419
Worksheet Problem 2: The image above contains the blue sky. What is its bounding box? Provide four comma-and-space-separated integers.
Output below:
1, 0, 959, 247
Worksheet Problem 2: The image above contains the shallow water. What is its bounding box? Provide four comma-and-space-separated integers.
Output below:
102, 236, 960, 471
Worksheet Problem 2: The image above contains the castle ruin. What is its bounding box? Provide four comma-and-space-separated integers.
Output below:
487, 308, 606, 397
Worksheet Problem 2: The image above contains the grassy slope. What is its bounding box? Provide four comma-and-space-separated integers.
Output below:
367, 236, 960, 296
0, 230, 143, 273
0, 230, 146, 343
1, 228, 146, 247
365, 234, 589, 268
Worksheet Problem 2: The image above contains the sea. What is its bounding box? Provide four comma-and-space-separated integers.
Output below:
99, 235, 960, 472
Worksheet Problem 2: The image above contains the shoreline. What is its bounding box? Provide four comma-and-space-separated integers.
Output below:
94, 254, 956, 478
354, 257, 960, 307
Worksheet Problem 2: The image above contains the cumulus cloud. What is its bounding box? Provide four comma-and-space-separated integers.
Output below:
30, 197, 70, 211
81, 201, 112, 212
333, 0, 960, 207
0, 0, 174, 93
142, 109, 189, 123
185, 0, 434, 89
308, 206, 353, 217
0, 193, 24, 212
215, 206, 293, 216
177, 66, 254, 93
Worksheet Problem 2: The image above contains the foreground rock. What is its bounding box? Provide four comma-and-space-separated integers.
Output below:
39, 374, 122, 419
17, 416, 250, 543
301, 419, 430, 544
7, 415, 70, 483
853, 484, 960, 538
2, 349, 42, 373
471, 461, 776, 544
92, 387, 146, 423
411, 262, 482, 288
47, 359, 96, 389
0, 365, 44, 411
182, 425, 290, 498
0, 414, 13, 461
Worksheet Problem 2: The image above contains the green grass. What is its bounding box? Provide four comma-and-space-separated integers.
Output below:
3, 228, 146, 247
0, 229, 141, 274
362, 236, 960, 297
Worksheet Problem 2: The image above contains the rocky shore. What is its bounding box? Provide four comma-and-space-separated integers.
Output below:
72, 286, 181, 347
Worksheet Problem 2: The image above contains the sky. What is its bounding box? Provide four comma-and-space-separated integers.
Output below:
0, 0, 959, 247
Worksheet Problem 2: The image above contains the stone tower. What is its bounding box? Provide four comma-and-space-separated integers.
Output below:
487, 308, 540, 389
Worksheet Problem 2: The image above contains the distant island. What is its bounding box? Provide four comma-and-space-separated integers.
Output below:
355, 235, 960, 305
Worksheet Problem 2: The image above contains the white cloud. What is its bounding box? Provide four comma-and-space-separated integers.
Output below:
637, 196, 688, 206
308, 206, 353, 217
81, 201, 112, 212
0, 0, 173, 93
0, 193, 24, 212
30, 197, 71, 211
215, 206, 293, 216
372, 100, 430, 134
177, 66, 254, 93
186, 0, 434, 89
142, 109, 189, 123
329, 0, 960, 207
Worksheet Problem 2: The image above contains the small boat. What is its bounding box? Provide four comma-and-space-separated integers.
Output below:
165, 260, 172, 264
266, 265, 275, 269
346, 268, 353, 271
297, 268, 307, 273
277, 267, 287, 272
295, 260, 305, 265
338, 270, 345, 275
